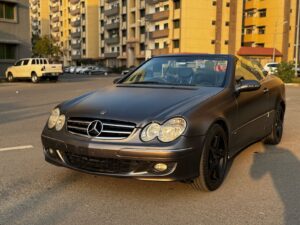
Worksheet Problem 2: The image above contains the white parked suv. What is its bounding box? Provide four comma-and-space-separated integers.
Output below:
5, 58, 63, 83
263, 62, 279, 75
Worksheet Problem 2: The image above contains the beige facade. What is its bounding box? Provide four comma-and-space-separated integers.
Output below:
30, 0, 50, 38
242, 0, 298, 62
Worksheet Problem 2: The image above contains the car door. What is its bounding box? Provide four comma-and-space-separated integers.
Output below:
12, 60, 23, 77
20, 59, 30, 77
231, 59, 270, 153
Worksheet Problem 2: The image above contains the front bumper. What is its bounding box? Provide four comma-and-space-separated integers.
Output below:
41, 131, 205, 181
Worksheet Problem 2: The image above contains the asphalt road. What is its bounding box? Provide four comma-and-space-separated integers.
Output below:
0, 75, 300, 225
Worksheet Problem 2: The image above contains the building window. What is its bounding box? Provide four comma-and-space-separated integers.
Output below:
212, 20, 216, 25
258, 9, 267, 17
140, 43, 145, 51
140, 26, 145, 34
226, 2, 230, 7
164, 23, 168, 29
174, 0, 180, 9
83, 49, 86, 55
224, 40, 229, 45
258, 26, 265, 34
0, 2, 16, 20
211, 40, 215, 45
155, 7, 159, 12
164, 41, 168, 48
155, 25, 159, 30
173, 19, 180, 28
212, 1, 216, 6
256, 43, 265, 47
122, 45, 126, 52
173, 39, 179, 48
140, 9, 145, 17
0, 44, 16, 59
164, 5, 169, 11
225, 21, 229, 26
155, 43, 159, 49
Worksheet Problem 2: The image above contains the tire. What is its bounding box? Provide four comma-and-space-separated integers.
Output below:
264, 104, 284, 145
7, 72, 14, 82
192, 124, 229, 191
31, 72, 39, 83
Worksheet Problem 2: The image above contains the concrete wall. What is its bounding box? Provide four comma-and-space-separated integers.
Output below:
0, 0, 31, 77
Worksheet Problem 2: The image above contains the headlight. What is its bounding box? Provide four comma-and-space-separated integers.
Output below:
48, 108, 60, 129
55, 115, 66, 131
158, 118, 187, 142
141, 123, 161, 142
140, 118, 187, 143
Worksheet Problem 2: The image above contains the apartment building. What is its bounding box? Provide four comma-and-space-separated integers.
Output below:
0, 0, 31, 76
242, 0, 298, 62
99, 0, 243, 67
48, 0, 99, 65
30, 0, 50, 39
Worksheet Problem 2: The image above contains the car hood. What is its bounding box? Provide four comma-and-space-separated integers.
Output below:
62, 85, 223, 126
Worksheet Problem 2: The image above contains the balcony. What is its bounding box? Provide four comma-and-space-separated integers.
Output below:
51, 35, 60, 42
71, 19, 81, 27
72, 54, 81, 60
70, 0, 80, 4
31, 16, 38, 23
71, 31, 81, 38
50, 6, 59, 13
146, 10, 169, 22
104, 7, 119, 16
104, 22, 120, 30
149, 29, 169, 39
151, 48, 169, 56
52, 26, 59, 32
244, 16, 256, 27
71, 43, 81, 49
31, 0, 38, 5
32, 24, 39, 30
52, 15, 59, 22
245, 0, 256, 9
31, 7, 38, 13
105, 36, 120, 45
104, 52, 120, 58
70, 7, 80, 16
145, 0, 168, 4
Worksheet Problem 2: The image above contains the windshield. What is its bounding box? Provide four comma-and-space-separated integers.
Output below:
121, 56, 229, 87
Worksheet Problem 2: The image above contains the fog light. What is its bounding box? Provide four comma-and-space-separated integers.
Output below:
49, 148, 54, 154
154, 163, 168, 172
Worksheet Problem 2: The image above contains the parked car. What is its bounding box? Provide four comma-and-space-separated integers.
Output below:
69, 66, 76, 74
41, 54, 285, 191
263, 62, 279, 75
92, 66, 109, 75
79, 66, 95, 75
74, 66, 85, 74
63, 66, 70, 73
5, 58, 62, 83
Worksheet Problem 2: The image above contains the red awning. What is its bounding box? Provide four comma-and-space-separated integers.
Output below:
237, 47, 282, 57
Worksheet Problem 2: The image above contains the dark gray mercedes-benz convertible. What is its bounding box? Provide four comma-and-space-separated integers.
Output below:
41, 54, 285, 191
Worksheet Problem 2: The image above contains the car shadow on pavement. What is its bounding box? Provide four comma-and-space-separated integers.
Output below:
250, 146, 300, 225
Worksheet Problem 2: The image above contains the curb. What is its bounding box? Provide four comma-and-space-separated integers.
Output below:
285, 83, 300, 87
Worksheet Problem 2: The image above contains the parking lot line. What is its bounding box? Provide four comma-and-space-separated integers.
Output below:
0, 145, 34, 152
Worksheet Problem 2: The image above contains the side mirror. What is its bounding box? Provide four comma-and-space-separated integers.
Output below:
235, 79, 261, 93
113, 77, 121, 84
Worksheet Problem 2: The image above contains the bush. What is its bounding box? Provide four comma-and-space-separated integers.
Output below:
276, 61, 295, 83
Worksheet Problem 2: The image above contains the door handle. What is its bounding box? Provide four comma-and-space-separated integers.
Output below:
263, 88, 269, 94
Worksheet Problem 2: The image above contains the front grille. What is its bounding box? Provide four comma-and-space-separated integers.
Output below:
67, 117, 136, 140
64, 152, 139, 174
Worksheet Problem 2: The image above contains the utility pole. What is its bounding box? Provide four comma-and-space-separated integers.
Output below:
295, 1, 300, 77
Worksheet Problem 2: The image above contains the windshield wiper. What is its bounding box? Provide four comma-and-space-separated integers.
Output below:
129, 81, 165, 85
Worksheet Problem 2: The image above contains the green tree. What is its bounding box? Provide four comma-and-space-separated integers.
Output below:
32, 36, 61, 60
276, 61, 294, 83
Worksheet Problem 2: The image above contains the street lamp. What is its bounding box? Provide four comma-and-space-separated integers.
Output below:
272, 20, 288, 62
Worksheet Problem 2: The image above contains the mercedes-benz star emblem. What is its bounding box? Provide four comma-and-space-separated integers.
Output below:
87, 120, 103, 137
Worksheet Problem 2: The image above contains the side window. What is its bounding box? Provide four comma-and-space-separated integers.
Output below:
15, 60, 22, 66
235, 60, 259, 81
43, 59, 48, 64
39, 59, 43, 64
23, 59, 29, 65
32, 59, 36, 65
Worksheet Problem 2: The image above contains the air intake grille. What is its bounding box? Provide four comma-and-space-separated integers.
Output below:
67, 117, 136, 140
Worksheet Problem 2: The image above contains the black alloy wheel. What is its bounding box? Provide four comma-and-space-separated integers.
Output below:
193, 124, 228, 191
